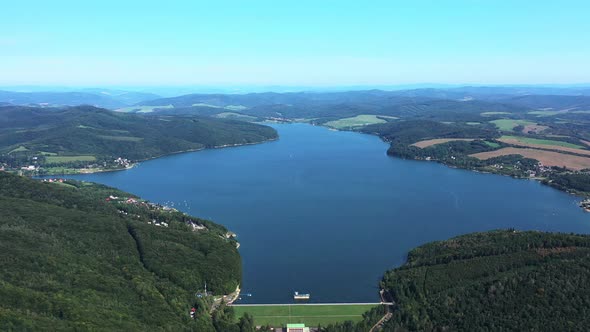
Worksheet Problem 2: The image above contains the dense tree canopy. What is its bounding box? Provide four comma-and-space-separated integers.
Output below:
381, 230, 590, 331
0, 172, 242, 330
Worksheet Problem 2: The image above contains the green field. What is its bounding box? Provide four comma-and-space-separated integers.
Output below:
45, 155, 97, 163
481, 111, 510, 116
500, 135, 585, 149
224, 105, 248, 111
232, 304, 378, 327
115, 105, 174, 113
528, 110, 562, 116
192, 103, 222, 108
9, 145, 29, 153
490, 119, 535, 131
484, 141, 501, 148
97, 135, 144, 142
214, 112, 257, 121
325, 115, 389, 129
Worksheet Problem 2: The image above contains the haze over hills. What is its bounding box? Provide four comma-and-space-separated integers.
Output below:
0, 89, 161, 109
2, 85, 590, 111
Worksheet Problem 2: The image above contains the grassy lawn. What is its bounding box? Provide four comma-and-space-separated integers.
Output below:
9, 146, 29, 153
325, 115, 388, 129
481, 111, 510, 116
115, 105, 174, 113
224, 105, 248, 111
500, 135, 584, 149
528, 110, 562, 116
43, 167, 86, 175
490, 119, 535, 131
232, 304, 377, 327
214, 112, 257, 121
45, 155, 97, 163
484, 141, 501, 148
97, 135, 144, 142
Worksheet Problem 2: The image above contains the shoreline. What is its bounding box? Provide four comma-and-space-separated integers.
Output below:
318, 123, 590, 212
38, 136, 278, 176
391, 154, 590, 211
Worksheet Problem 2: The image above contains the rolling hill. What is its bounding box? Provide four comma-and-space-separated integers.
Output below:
0, 105, 278, 172
381, 230, 590, 331
0, 90, 161, 109
0, 172, 241, 330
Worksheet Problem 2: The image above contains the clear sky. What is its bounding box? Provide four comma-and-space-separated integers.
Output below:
1, 0, 589, 86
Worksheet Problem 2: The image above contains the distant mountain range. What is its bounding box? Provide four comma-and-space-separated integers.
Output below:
1, 85, 590, 111
126, 88, 588, 120
0, 89, 160, 109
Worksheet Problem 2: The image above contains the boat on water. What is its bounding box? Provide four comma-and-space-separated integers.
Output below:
293, 291, 310, 300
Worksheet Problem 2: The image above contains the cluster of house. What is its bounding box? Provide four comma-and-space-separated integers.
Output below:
525, 162, 551, 177
42, 178, 66, 183
20, 165, 37, 171
104, 194, 209, 231
490, 161, 552, 177
189, 221, 207, 231
114, 157, 132, 168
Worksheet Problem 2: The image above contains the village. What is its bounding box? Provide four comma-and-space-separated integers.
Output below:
105, 194, 210, 231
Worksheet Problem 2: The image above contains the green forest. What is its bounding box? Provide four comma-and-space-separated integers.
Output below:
378, 230, 590, 331
0, 172, 253, 331
0, 105, 277, 173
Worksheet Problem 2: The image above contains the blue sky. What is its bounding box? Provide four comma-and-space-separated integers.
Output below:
1, 0, 589, 86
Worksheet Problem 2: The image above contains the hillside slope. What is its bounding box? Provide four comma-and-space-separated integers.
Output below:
0, 105, 277, 173
0, 172, 241, 330
381, 230, 590, 331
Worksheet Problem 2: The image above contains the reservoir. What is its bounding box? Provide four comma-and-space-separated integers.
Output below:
62, 123, 590, 303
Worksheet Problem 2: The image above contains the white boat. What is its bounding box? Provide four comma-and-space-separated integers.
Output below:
293, 291, 310, 300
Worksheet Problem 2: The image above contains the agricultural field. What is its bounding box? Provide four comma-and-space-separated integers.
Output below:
324, 115, 389, 129
213, 112, 257, 121
8, 145, 29, 153
114, 105, 174, 113
192, 103, 222, 108
191, 104, 248, 111
225, 105, 248, 111
498, 136, 590, 156
490, 119, 535, 131
470, 147, 590, 170
484, 141, 501, 148
481, 111, 510, 116
499, 135, 585, 149
96, 135, 144, 142
411, 138, 474, 148
528, 110, 563, 116
45, 155, 97, 163
232, 304, 378, 327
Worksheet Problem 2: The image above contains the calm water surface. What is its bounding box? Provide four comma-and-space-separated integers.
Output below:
62, 123, 590, 303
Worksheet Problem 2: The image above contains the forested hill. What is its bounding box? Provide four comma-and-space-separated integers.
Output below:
381, 230, 590, 331
0, 172, 242, 330
0, 105, 277, 172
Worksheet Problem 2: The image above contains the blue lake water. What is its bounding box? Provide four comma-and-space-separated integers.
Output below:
60, 123, 590, 303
